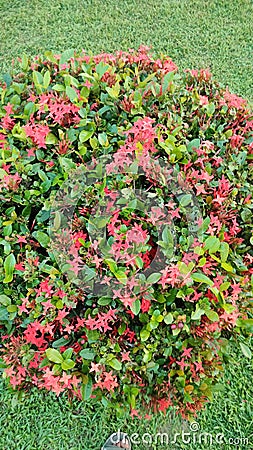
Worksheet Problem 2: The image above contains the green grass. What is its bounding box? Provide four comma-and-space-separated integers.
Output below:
0, 340, 252, 450
1, 0, 253, 100
1, 1, 253, 448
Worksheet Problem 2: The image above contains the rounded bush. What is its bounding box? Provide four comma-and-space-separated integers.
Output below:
0, 47, 252, 418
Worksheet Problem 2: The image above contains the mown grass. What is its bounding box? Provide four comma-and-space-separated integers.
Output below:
1, 0, 253, 100
1, 1, 253, 448
0, 340, 252, 450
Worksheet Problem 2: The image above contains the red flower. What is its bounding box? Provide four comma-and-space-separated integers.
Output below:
24, 321, 46, 348
23, 120, 50, 148
157, 397, 172, 413
141, 297, 151, 313
181, 347, 193, 359
15, 262, 25, 271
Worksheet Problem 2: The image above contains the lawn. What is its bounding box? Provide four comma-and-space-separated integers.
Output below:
0, 340, 252, 449
0, 0, 253, 449
1, 0, 253, 101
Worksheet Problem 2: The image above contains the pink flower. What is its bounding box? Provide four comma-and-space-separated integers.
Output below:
84, 80, 93, 89
41, 299, 54, 313
161, 59, 178, 74
15, 262, 25, 271
199, 95, 209, 106
121, 351, 131, 362
126, 223, 149, 245
181, 347, 193, 359
23, 120, 50, 148
223, 88, 246, 110
0, 172, 22, 191
90, 362, 103, 373
95, 371, 119, 392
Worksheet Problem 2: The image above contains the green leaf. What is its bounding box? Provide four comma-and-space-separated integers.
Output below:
219, 281, 231, 292
161, 71, 175, 94
205, 102, 215, 116
161, 225, 174, 244
0, 306, 9, 321
43, 70, 51, 89
95, 61, 110, 77
140, 328, 150, 341
45, 348, 64, 364
191, 272, 213, 286
21, 54, 29, 71
96, 216, 109, 229
210, 286, 222, 301
86, 329, 99, 344
2, 73, 12, 88
45, 133, 58, 145
101, 396, 109, 407
135, 256, 144, 269
82, 266, 96, 282
0, 295, 11, 306
0, 168, 7, 180
223, 303, 235, 313
238, 319, 253, 332
98, 297, 111, 306
38, 169, 48, 182
62, 348, 73, 359
179, 194, 192, 207
155, 293, 166, 303
191, 308, 205, 320
32, 70, 43, 86
59, 156, 76, 171
61, 359, 76, 370
241, 208, 252, 223
53, 211, 61, 231
164, 313, 173, 324
187, 138, 201, 152
98, 132, 109, 147
130, 299, 140, 315
205, 310, 219, 322
221, 262, 234, 272
147, 272, 161, 284
240, 342, 252, 359
198, 257, 206, 267
108, 358, 122, 370
0, 358, 7, 369
82, 376, 93, 400
79, 129, 94, 143
104, 257, 117, 273
59, 49, 75, 66
3, 253, 16, 283
197, 217, 210, 235
52, 337, 71, 348
204, 236, 220, 253
52, 84, 65, 92
114, 270, 127, 285
80, 349, 96, 360
7, 305, 17, 313
220, 242, 229, 262
106, 82, 120, 99
32, 231, 50, 248
66, 86, 78, 103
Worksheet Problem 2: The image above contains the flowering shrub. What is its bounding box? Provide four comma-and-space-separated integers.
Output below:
0, 46, 252, 418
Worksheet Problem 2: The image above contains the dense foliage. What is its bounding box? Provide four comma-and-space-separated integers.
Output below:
0, 47, 252, 418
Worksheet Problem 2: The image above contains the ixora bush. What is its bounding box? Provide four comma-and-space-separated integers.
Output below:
0, 46, 252, 418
